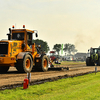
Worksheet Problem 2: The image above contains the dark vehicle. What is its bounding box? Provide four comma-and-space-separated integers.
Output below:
86, 48, 100, 66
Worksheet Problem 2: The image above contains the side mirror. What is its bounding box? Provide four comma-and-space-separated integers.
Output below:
35, 33, 38, 37
9, 28, 11, 34
88, 49, 89, 52
7, 34, 11, 40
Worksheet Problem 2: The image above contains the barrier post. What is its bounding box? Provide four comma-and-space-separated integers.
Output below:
95, 66, 97, 75
27, 72, 31, 85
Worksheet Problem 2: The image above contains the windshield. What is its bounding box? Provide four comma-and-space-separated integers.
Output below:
12, 33, 24, 40
98, 49, 100, 53
90, 48, 98, 54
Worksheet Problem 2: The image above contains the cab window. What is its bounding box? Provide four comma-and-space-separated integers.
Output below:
12, 33, 24, 40
27, 32, 32, 46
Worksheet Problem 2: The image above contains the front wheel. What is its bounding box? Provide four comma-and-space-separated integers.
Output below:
16, 54, 33, 73
86, 57, 94, 66
86, 57, 91, 66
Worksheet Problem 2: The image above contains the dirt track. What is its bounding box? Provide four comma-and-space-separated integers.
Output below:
0, 63, 100, 89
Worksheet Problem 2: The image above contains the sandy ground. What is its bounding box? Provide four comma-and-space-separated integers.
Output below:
0, 64, 100, 87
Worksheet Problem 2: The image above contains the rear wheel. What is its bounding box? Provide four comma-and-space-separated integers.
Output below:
0, 66, 9, 73
98, 58, 100, 66
34, 55, 49, 72
16, 54, 33, 73
41, 56, 48, 71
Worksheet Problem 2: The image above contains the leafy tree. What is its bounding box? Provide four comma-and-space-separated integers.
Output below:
53, 44, 61, 55
32, 39, 50, 53
63, 43, 70, 53
63, 43, 77, 55
70, 44, 77, 54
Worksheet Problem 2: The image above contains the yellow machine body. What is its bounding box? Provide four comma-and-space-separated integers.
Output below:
0, 26, 49, 73
0, 29, 38, 66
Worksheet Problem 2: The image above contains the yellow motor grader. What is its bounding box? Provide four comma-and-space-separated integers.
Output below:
0, 25, 49, 73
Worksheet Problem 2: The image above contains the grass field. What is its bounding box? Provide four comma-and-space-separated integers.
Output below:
0, 72, 100, 100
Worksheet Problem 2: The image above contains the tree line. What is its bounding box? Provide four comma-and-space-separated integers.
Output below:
53, 43, 77, 55
32, 39, 50, 53
33, 39, 77, 55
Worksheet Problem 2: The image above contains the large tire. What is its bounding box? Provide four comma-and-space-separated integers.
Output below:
16, 54, 33, 73
98, 58, 100, 66
34, 55, 49, 72
41, 55, 49, 71
86, 57, 94, 66
0, 66, 9, 73
86, 58, 90, 66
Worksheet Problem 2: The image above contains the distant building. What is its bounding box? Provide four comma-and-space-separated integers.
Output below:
74, 53, 87, 61
62, 54, 74, 61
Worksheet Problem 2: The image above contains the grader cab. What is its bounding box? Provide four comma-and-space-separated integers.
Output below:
0, 25, 49, 73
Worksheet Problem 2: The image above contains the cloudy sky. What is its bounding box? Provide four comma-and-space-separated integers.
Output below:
0, 0, 100, 53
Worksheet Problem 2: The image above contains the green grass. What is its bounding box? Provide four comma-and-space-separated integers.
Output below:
0, 72, 100, 100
